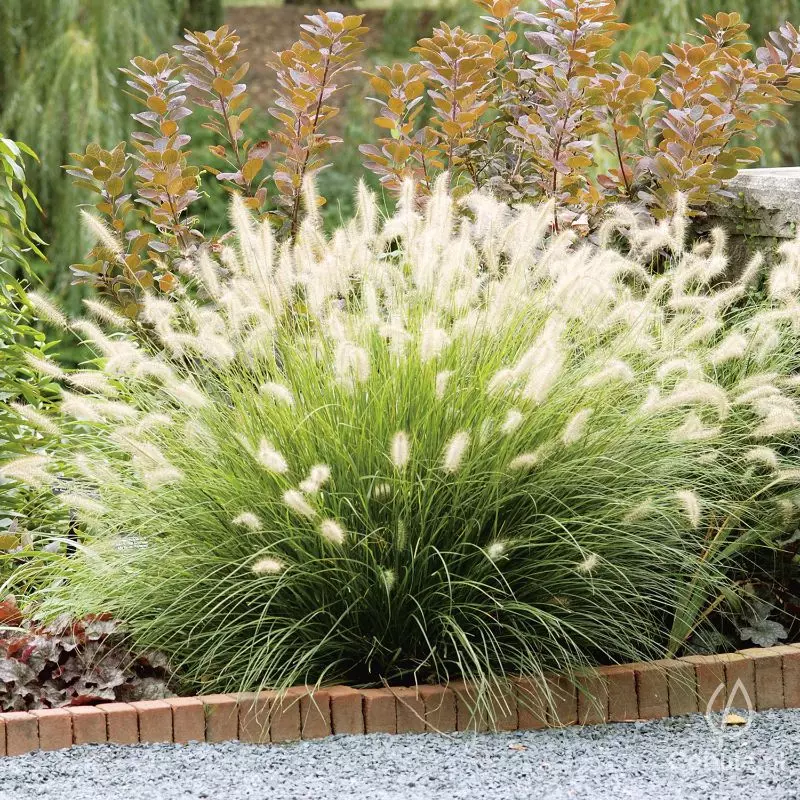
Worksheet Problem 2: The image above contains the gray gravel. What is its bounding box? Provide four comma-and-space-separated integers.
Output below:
1, 709, 798, 800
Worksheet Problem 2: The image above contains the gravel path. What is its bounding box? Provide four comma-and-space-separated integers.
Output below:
1, 709, 797, 800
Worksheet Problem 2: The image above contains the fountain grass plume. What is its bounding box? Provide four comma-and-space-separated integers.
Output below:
25, 180, 800, 713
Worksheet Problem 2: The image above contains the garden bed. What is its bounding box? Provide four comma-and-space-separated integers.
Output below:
2, 643, 799, 757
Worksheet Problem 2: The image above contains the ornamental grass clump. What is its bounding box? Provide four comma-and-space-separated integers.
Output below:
13, 180, 800, 700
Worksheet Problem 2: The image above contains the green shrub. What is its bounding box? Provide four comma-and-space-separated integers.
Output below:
0, 138, 68, 591
16, 182, 800, 702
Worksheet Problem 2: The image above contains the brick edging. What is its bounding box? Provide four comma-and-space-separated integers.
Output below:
3, 644, 800, 756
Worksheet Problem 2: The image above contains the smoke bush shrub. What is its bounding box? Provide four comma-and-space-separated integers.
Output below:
67, 5, 800, 316
13, 181, 800, 699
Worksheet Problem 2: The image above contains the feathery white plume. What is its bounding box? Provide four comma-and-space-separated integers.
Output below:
675, 490, 701, 529
74, 453, 116, 484
623, 499, 655, 523
518, 317, 566, 404
435, 370, 453, 400
82, 298, 129, 328
319, 519, 345, 545
27, 292, 68, 329
508, 450, 543, 471
282, 489, 316, 518
501, 409, 524, 435
562, 408, 593, 445
382, 568, 396, 591
420, 318, 450, 363
708, 333, 748, 365
486, 541, 507, 561
169, 382, 209, 409
256, 440, 289, 474
651, 379, 729, 420
196, 250, 222, 298
233, 512, 262, 530
81, 210, 123, 258
259, 382, 294, 406
442, 431, 470, 472
745, 446, 779, 471
67, 371, 116, 395
60, 392, 105, 422
9, 403, 59, 436
58, 493, 107, 517
252, 557, 284, 575
24, 353, 65, 380
141, 465, 184, 490
299, 464, 331, 493
334, 342, 370, 386
671, 413, 720, 443
487, 368, 515, 395
390, 431, 410, 469
576, 552, 600, 574
372, 482, 393, 500
0, 455, 52, 487
580, 359, 634, 388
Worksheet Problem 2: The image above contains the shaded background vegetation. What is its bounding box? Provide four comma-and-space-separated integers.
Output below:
2, 0, 798, 312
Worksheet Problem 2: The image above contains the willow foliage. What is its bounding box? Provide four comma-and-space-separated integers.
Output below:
0, 0, 179, 287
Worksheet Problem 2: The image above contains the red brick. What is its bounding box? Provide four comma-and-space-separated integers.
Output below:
417, 685, 457, 733
666, 661, 698, 717
132, 700, 173, 743
328, 686, 364, 735
361, 688, 397, 734
721, 653, 756, 712
490, 683, 518, 732
634, 661, 670, 720
513, 677, 548, 730
577, 672, 608, 725
451, 681, 489, 733
740, 648, 784, 710
30, 709, 71, 751
202, 694, 239, 743
298, 687, 332, 740
238, 692, 272, 744
451, 681, 517, 733
165, 697, 205, 744
0, 717, 5, 757
546, 675, 577, 727
597, 665, 637, 722
98, 703, 138, 745
393, 687, 425, 734
781, 646, 800, 708
68, 706, 107, 745
271, 688, 302, 742
4, 712, 38, 756
681, 655, 726, 712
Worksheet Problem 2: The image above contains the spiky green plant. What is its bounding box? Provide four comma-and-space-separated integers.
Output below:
0, 0, 179, 290
15, 180, 800, 707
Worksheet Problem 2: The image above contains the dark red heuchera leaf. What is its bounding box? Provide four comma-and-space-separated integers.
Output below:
0, 595, 23, 627
0, 614, 172, 712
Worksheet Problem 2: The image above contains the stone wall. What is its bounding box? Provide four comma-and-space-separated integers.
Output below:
697, 167, 800, 266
